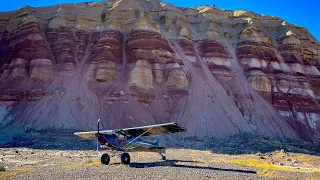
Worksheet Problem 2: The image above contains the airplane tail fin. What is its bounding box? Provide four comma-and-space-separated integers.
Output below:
153, 137, 161, 146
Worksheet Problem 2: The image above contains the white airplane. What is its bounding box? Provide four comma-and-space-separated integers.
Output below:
74, 120, 187, 165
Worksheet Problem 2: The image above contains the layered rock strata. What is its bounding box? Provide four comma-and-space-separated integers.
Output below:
0, 0, 319, 141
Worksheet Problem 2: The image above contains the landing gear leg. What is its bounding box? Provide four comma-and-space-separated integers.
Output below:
160, 148, 166, 160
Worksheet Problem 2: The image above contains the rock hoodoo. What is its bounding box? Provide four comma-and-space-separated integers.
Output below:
0, 0, 319, 141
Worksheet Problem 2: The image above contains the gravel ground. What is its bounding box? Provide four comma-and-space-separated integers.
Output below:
1, 131, 320, 179
1, 148, 320, 180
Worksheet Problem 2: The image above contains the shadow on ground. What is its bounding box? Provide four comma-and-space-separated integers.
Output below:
129, 160, 256, 174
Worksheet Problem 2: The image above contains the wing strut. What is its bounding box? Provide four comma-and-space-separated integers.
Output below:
122, 127, 154, 150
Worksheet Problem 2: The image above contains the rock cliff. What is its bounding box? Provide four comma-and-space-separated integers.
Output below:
0, 0, 319, 141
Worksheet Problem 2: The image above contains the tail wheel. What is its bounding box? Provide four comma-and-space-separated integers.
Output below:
101, 153, 110, 165
121, 153, 130, 165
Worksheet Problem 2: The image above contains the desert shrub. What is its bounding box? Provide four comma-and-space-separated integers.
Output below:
86, 159, 93, 164
0, 165, 5, 172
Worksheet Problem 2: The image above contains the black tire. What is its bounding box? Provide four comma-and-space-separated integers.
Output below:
121, 153, 130, 165
162, 156, 166, 160
101, 153, 110, 165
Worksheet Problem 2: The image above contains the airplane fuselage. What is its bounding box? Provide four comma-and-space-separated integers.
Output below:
96, 133, 165, 154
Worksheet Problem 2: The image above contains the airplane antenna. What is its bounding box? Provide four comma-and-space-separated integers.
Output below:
96, 118, 101, 151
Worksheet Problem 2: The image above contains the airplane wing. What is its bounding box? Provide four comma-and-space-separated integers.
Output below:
74, 122, 186, 140
121, 122, 187, 138
74, 130, 113, 140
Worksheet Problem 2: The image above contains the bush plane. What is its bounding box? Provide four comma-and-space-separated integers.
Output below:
74, 120, 187, 165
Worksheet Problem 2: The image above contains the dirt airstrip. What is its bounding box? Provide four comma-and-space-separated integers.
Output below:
1, 131, 320, 180
1, 147, 320, 180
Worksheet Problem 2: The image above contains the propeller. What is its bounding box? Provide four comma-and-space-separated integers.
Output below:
97, 118, 100, 133
96, 118, 100, 151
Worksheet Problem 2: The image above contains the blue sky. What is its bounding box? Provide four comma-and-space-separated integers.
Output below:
0, 0, 319, 41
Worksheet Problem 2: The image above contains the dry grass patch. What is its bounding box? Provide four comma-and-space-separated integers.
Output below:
229, 157, 320, 173
310, 169, 320, 174
59, 160, 102, 169
86, 160, 101, 166
12, 168, 35, 173
229, 158, 294, 171
0, 167, 36, 179
295, 154, 320, 167
58, 163, 82, 169
257, 169, 278, 177
201, 150, 213, 155
0, 172, 16, 179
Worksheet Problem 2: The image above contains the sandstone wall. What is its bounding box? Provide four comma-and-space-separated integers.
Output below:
0, 0, 319, 141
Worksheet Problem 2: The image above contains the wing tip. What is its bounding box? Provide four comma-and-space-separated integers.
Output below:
173, 122, 187, 132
